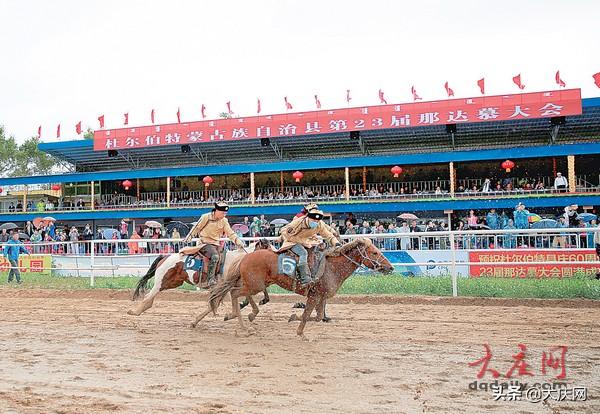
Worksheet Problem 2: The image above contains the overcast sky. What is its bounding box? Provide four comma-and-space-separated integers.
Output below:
1, 0, 599, 143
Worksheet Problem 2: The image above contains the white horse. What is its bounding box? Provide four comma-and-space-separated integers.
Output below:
127, 240, 272, 317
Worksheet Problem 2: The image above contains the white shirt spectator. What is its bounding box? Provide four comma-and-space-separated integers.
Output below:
554, 173, 568, 189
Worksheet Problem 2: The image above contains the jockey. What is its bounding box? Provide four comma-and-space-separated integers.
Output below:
280, 208, 341, 286
295, 202, 319, 218
183, 201, 246, 286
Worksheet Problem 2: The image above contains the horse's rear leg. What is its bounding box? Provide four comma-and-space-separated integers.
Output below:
128, 283, 160, 316
230, 290, 248, 333
247, 296, 259, 322
191, 305, 213, 328
316, 299, 331, 322
259, 290, 270, 305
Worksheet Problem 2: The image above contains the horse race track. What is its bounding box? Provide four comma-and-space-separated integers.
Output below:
1, 288, 599, 414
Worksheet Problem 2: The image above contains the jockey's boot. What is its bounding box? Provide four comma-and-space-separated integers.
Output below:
205, 259, 219, 288
297, 264, 312, 286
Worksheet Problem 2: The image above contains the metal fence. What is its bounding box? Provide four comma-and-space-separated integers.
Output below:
2, 228, 599, 296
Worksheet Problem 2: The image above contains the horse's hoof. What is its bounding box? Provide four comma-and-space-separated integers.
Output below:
288, 314, 298, 323
127, 309, 139, 316
322, 317, 332, 323
248, 313, 256, 322
298, 333, 309, 341
189, 323, 197, 329
259, 299, 269, 305
292, 302, 306, 309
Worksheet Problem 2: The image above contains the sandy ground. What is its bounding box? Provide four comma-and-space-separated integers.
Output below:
0, 289, 599, 414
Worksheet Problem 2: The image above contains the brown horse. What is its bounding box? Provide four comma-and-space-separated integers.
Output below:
127, 240, 271, 317
191, 238, 394, 336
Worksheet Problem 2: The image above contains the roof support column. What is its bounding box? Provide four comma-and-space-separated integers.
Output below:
362, 167, 367, 193
23, 185, 27, 212
280, 171, 284, 193
91, 181, 95, 211
250, 172, 256, 205
567, 155, 576, 193
344, 167, 350, 201
166, 176, 171, 208
449, 161, 456, 197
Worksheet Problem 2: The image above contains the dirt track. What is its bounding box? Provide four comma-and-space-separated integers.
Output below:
0, 288, 599, 414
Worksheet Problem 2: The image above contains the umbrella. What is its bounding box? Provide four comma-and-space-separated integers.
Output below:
527, 213, 542, 223
166, 221, 190, 237
398, 213, 418, 220
577, 213, 597, 223
103, 228, 120, 239
0, 222, 18, 231
270, 218, 289, 226
43, 216, 57, 222
232, 223, 249, 235
531, 219, 558, 229
144, 220, 162, 229
33, 217, 45, 229
469, 223, 490, 230
18, 232, 30, 240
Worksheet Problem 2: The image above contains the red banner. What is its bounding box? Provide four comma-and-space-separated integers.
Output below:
93, 89, 582, 151
469, 249, 599, 278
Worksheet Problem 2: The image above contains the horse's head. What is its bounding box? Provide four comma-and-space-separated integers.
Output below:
254, 238, 272, 250
340, 238, 394, 274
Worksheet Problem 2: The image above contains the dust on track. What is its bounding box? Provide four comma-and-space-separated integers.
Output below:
1, 288, 599, 414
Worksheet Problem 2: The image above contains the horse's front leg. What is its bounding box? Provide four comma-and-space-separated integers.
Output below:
297, 294, 319, 337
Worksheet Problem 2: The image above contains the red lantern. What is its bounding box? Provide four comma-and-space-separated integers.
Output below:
0, 188, 3, 194
390, 166, 403, 178
51, 184, 61, 191
501, 160, 515, 173
202, 176, 214, 187
122, 180, 133, 190
292, 171, 304, 183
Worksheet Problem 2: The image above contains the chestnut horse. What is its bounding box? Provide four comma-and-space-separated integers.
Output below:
127, 240, 271, 317
192, 238, 394, 336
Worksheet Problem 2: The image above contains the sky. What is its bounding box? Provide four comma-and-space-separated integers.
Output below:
1, 0, 599, 143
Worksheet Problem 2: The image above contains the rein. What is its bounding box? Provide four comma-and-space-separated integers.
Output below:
340, 244, 388, 271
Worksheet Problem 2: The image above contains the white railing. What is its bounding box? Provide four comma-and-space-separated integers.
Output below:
2, 228, 599, 296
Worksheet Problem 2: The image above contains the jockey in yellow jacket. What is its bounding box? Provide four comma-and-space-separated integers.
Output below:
280, 208, 341, 285
183, 201, 245, 286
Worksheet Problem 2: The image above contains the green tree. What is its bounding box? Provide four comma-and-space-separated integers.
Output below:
83, 127, 94, 140
0, 125, 62, 177
0, 126, 19, 175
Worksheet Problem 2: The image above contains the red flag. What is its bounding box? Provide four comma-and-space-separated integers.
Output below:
346, 89, 351, 104
257, 98, 261, 114
176, 107, 181, 123
37, 125, 41, 138
124, 112, 129, 125
512, 74, 525, 90
56, 124, 61, 139
411, 85, 422, 101
75, 121, 82, 135
378, 89, 387, 104
98, 115, 105, 128
594, 72, 600, 88
284, 96, 292, 110
201, 104, 206, 118
444, 81, 454, 97
150, 109, 155, 124
555, 70, 566, 88
226, 101, 232, 114
477, 78, 485, 94
314, 95, 321, 109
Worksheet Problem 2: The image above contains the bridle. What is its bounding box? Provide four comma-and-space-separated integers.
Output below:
341, 244, 389, 271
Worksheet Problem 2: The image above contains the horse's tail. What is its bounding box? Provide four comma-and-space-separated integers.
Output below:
132, 255, 164, 300
208, 253, 244, 314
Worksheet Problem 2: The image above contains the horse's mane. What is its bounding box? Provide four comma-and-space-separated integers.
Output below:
327, 237, 372, 257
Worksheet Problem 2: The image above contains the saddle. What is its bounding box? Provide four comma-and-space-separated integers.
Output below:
180, 246, 225, 287
277, 244, 327, 282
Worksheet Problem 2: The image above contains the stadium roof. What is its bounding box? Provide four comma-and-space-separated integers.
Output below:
39, 97, 600, 172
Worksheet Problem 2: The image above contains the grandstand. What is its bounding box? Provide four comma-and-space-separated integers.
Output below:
0, 90, 599, 226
